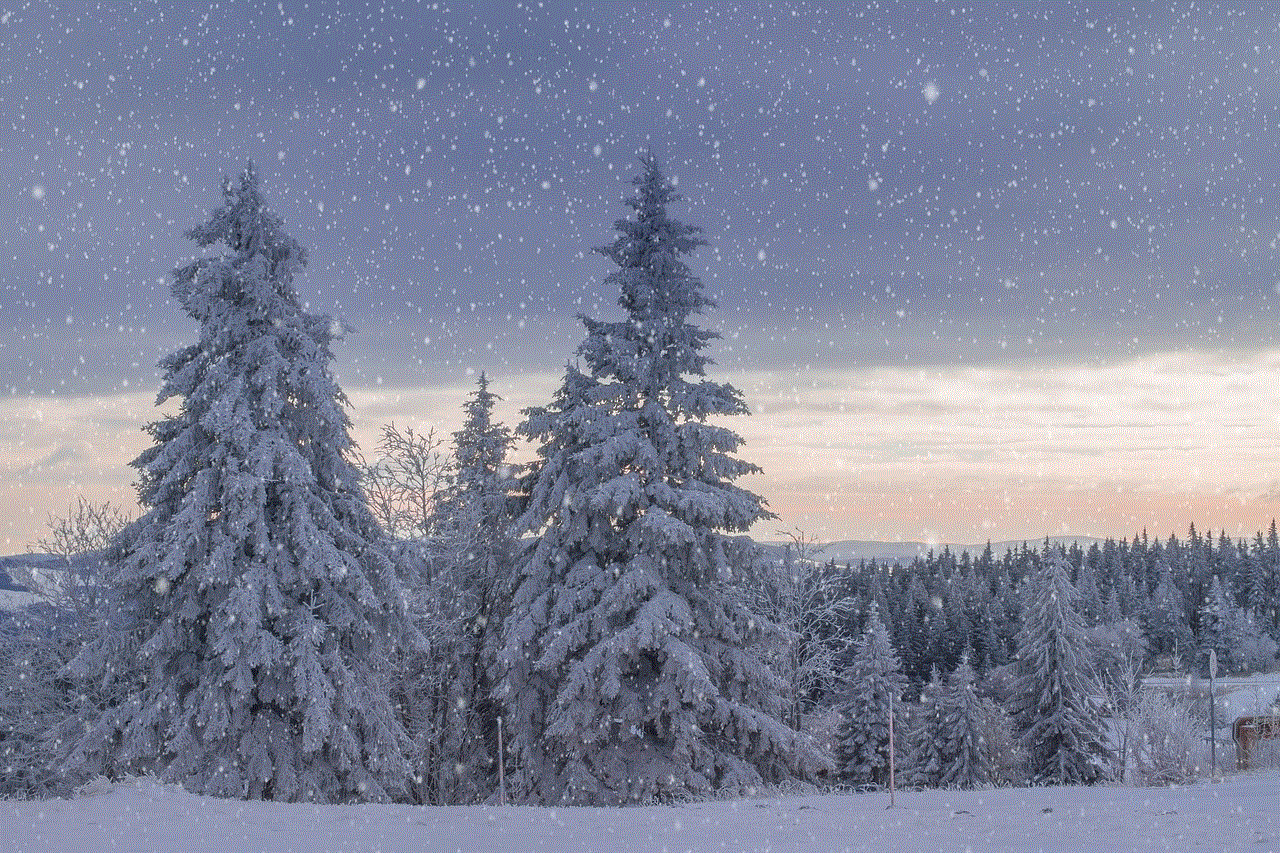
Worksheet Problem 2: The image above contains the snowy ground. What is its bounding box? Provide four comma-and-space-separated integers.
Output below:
1143, 671, 1280, 720
0, 589, 37, 611
4, 772, 1278, 853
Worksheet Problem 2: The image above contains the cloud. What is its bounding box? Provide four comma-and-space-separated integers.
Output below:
709, 348, 1280, 541
5, 341, 1279, 552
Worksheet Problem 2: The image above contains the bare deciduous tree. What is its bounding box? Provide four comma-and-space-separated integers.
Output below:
1089, 619, 1147, 783
29, 497, 132, 618
0, 498, 131, 798
355, 423, 452, 542
745, 528, 856, 731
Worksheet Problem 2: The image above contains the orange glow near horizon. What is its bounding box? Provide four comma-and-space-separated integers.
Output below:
3, 349, 1280, 552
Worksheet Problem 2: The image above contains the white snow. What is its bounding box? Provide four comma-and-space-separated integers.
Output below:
1144, 672, 1280, 721
4, 772, 1278, 853
0, 589, 38, 611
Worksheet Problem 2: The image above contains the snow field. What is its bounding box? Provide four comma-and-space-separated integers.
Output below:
4, 771, 1278, 853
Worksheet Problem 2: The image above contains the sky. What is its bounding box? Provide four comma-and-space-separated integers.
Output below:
3, 1, 1280, 551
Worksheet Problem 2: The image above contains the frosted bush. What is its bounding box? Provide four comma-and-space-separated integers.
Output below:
1131, 691, 1203, 786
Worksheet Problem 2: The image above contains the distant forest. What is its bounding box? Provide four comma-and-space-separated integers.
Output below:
812, 523, 1279, 698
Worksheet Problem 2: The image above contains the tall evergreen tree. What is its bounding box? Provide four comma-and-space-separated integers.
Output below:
1260, 521, 1280, 641
59, 164, 415, 802
901, 572, 933, 689
1076, 558, 1103, 627
906, 665, 945, 788
835, 607, 907, 786
1198, 575, 1234, 674
497, 154, 822, 805
1198, 575, 1277, 675
937, 655, 993, 790
1011, 550, 1109, 786
1141, 562, 1193, 668
396, 372, 519, 804
941, 573, 970, 671
438, 372, 518, 800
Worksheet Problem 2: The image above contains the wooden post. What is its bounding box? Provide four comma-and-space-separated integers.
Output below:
1208, 649, 1217, 780
888, 691, 896, 809
497, 715, 507, 806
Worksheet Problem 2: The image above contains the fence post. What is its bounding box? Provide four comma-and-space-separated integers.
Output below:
1208, 649, 1217, 780
887, 691, 895, 809
497, 715, 507, 806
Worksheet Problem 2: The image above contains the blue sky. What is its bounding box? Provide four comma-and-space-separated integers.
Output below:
3, 2, 1280, 549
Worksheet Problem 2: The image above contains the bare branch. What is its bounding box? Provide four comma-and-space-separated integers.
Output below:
353, 423, 453, 540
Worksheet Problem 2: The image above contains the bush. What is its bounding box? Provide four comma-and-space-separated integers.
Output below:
977, 697, 1026, 787
0, 500, 129, 798
1131, 691, 1203, 786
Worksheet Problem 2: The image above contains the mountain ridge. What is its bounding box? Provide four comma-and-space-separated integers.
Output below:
758, 536, 1108, 565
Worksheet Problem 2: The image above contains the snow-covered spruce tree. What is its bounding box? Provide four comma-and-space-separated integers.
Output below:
58, 164, 417, 802
1011, 550, 1110, 786
401, 373, 518, 804
1197, 574, 1276, 675
835, 606, 907, 787
498, 154, 825, 805
433, 373, 518, 593
936, 656, 993, 789
1198, 575, 1235, 674
1247, 522, 1280, 641
1141, 561, 1193, 669
906, 665, 945, 788
436, 373, 518, 801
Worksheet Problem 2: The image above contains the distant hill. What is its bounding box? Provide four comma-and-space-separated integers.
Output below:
0, 536, 1108, 585
762, 536, 1107, 566
0, 551, 108, 594
0, 553, 52, 591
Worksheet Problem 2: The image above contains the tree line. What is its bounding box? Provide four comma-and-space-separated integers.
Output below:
821, 525, 1279, 697
1, 156, 1275, 806
0, 156, 821, 805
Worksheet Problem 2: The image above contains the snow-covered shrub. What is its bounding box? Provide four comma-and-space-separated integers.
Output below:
0, 606, 78, 799
0, 501, 130, 799
976, 697, 1025, 787
1131, 690, 1203, 786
